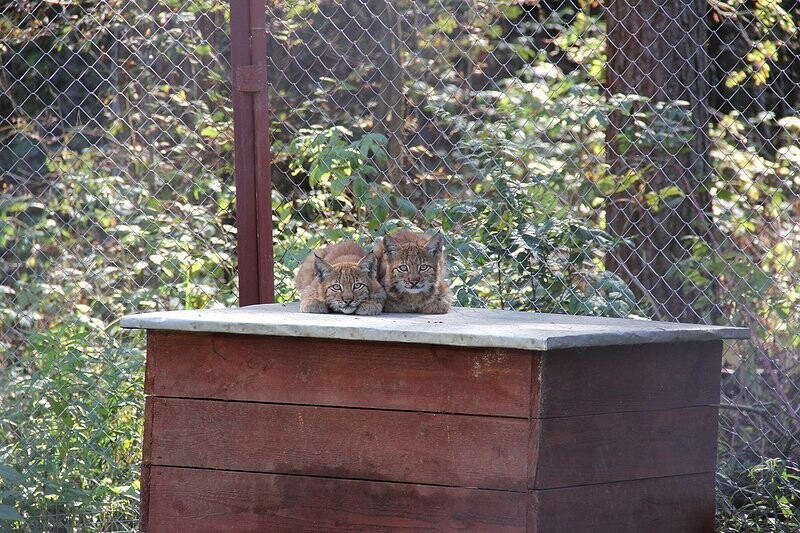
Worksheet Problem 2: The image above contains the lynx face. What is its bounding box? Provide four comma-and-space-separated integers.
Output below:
315, 255, 378, 315
375, 230, 452, 314
295, 240, 385, 315
381, 235, 441, 296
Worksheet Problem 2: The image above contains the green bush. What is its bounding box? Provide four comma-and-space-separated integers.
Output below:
0, 320, 142, 530
718, 459, 800, 532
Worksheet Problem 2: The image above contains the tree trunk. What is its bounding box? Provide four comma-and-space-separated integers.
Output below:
605, 0, 718, 323
369, 0, 408, 194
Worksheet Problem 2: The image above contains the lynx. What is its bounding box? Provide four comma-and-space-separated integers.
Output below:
374, 229, 453, 314
295, 240, 386, 315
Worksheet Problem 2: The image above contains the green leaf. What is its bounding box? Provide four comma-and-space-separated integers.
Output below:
434, 13, 458, 34
372, 196, 390, 221
0, 465, 25, 486
199, 126, 220, 138
0, 505, 24, 522
351, 176, 369, 199
361, 165, 379, 178
330, 174, 351, 196
395, 197, 417, 218
309, 161, 331, 187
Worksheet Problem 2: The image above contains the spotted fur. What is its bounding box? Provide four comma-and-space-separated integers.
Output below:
295, 240, 386, 315
374, 229, 453, 314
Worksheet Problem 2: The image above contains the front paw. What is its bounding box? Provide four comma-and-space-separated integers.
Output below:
300, 300, 329, 313
355, 302, 383, 316
381, 298, 407, 313
419, 300, 450, 314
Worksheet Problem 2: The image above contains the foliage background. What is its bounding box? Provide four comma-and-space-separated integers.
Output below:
1, 0, 798, 530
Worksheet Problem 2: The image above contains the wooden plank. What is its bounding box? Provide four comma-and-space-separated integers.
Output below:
148, 397, 529, 491
144, 331, 157, 398
139, 465, 151, 533
528, 473, 716, 532
147, 331, 533, 418
145, 466, 527, 532
531, 406, 718, 489
537, 341, 722, 417
140, 398, 156, 530
527, 354, 543, 492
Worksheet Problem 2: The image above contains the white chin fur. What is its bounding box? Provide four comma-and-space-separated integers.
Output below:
403, 286, 428, 294
340, 307, 356, 314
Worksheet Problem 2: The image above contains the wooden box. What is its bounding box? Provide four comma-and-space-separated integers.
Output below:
121, 304, 748, 532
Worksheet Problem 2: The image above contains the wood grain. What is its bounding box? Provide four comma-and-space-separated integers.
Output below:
537, 341, 722, 417
139, 465, 150, 532
147, 397, 530, 491
139, 332, 724, 531
528, 473, 716, 532
532, 406, 718, 489
140, 378, 156, 531
145, 466, 527, 532
147, 331, 533, 417
144, 331, 157, 396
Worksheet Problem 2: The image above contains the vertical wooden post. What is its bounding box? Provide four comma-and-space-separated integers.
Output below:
230, 0, 274, 305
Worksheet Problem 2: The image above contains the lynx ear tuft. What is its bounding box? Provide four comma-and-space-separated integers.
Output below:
313, 254, 333, 281
358, 253, 378, 278
425, 231, 444, 256
382, 234, 400, 256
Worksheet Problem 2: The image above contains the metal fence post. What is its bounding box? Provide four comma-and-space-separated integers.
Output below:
231, 0, 274, 305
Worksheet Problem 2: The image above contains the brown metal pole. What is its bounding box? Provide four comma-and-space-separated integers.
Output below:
249, 0, 275, 303
230, 0, 274, 305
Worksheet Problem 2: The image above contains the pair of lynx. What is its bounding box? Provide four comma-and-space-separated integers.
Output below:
295, 229, 453, 315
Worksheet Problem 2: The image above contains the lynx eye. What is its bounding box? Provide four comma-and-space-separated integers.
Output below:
396, 265, 409, 272
419, 264, 431, 272
353, 282, 365, 290
329, 284, 342, 291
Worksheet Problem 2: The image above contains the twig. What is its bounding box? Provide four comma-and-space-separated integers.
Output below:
719, 402, 771, 416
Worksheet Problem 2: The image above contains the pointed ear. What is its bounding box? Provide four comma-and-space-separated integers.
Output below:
358, 253, 378, 278
313, 254, 333, 281
425, 231, 444, 256
382, 234, 400, 256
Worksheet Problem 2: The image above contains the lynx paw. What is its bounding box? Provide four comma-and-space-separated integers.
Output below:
300, 300, 329, 314
356, 302, 383, 316
419, 300, 451, 314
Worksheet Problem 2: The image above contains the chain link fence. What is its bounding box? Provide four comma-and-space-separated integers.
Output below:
1, 0, 798, 530
267, 0, 800, 528
1, 0, 235, 529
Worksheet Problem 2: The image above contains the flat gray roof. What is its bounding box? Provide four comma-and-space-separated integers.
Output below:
120, 303, 749, 351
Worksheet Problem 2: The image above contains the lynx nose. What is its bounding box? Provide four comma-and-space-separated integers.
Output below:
343, 297, 353, 305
